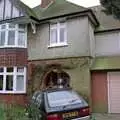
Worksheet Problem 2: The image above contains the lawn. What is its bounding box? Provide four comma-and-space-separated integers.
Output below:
0, 103, 29, 120
0, 103, 5, 119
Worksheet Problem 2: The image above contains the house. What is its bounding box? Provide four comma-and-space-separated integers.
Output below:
0, 0, 120, 113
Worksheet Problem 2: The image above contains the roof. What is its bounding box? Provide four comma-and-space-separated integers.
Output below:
7, 0, 120, 31
90, 6, 120, 31
32, 0, 99, 27
33, 0, 87, 20
5, 0, 89, 24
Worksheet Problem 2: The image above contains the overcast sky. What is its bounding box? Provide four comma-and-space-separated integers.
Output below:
21, 0, 100, 8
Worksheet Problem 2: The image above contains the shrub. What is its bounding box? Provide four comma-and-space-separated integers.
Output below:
26, 103, 45, 120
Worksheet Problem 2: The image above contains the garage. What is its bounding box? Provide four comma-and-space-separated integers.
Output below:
108, 72, 120, 113
92, 71, 120, 113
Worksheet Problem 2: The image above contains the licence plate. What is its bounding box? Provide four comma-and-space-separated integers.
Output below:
63, 111, 79, 118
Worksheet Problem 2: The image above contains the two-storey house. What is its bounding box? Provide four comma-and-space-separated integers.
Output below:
0, 0, 120, 113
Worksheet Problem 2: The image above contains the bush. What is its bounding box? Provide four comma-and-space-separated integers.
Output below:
26, 103, 45, 120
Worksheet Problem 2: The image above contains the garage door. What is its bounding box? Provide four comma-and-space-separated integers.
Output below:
91, 72, 108, 113
108, 72, 120, 113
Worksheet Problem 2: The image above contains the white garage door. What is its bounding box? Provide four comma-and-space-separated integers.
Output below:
108, 72, 120, 113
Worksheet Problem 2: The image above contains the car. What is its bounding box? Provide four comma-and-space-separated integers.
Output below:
28, 88, 91, 120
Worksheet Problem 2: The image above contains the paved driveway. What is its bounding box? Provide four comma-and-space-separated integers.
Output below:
92, 113, 120, 120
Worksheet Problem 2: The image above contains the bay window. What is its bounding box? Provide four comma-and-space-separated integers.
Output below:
0, 23, 27, 48
0, 67, 26, 93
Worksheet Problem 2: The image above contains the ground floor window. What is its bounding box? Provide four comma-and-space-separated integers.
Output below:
0, 67, 26, 93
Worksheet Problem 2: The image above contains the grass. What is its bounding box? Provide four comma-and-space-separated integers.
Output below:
0, 103, 5, 120
0, 102, 29, 120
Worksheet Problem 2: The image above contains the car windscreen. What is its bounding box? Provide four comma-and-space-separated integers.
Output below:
47, 90, 84, 108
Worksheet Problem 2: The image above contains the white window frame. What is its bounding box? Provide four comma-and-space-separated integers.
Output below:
0, 67, 26, 94
49, 22, 67, 47
0, 23, 27, 48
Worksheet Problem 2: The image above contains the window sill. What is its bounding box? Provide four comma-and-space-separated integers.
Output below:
0, 46, 27, 48
0, 91, 26, 94
48, 43, 68, 48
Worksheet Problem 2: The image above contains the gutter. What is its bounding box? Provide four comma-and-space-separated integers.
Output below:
0, 16, 39, 25
95, 28, 120, 34
0, 16, 26, 24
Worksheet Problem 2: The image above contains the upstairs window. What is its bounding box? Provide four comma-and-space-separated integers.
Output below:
0, 67, 26, 93
49, 22, 67, 47
0, 23, 27, 48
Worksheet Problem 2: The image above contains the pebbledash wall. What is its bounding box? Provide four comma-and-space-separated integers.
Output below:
28, 58, 92, 103
0, 48, 27, 105
27, 22, 120, 113
27, 16, 95, 105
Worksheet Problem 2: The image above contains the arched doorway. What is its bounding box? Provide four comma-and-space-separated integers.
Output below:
43, 68, 70, 89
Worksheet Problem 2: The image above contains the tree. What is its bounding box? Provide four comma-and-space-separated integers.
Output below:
100, 0, 120, 19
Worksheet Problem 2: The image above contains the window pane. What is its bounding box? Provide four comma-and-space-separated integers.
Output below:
8, 31, 15, 45
16, 75, 24, 91
60, 22, 65, 27
9, 24, 15, 28
50, 29, 57, 44
0, 75, 3, 90
19, 24, 25, 30
0, 68, 3, 72
60, 28, 65, 43
18, 31, 25, 46
17, 67, 24, 73
1, 25, 6, 29
6, 75, 13, 91
7, 67, 13, 72
0, 31, 5, 46
47, 91, 82, 107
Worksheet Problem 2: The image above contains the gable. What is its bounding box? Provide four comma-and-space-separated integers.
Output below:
0, 0, 24, 21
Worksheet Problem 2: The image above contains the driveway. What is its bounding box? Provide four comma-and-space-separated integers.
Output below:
92, 113, 120, 120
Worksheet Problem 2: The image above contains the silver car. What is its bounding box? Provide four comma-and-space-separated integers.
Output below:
29, 88, 90, 120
